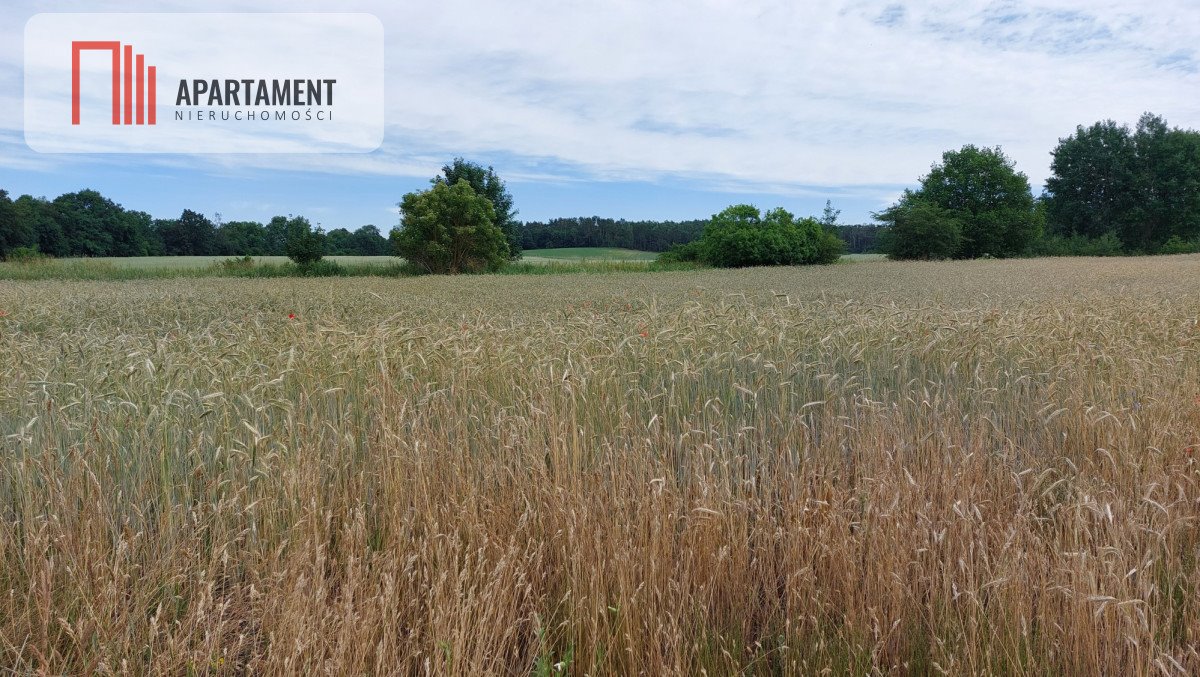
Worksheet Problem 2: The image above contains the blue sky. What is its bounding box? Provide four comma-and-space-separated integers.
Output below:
3, 0, 1199, 230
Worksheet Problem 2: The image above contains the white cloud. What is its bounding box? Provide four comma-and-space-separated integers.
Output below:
2, 0, 1199, 194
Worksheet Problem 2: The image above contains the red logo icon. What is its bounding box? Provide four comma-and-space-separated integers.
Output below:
71, 41, 156, 125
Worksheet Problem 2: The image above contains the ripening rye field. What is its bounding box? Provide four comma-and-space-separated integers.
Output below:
2, 255, 1199, 675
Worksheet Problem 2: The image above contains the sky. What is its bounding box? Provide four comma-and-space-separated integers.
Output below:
2, 0, 1199, 230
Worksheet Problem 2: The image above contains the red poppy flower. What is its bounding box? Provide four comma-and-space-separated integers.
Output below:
288, 313, 296, 320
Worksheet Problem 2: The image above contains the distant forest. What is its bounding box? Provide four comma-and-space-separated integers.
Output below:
517, 217, 706, 252
0, 188, 886, 259
0, 189, 391, 259
827, 225, 885, 254
518, 216, 883, 254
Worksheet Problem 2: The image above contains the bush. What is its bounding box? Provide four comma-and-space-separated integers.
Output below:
290, 259, 345, 276
1030, 232, 1126, 257
1087, 232, 1133, 256
814, 226, 845, 264
696, 205, 840, 268
4, 246, 48, 263
657, 240, 702, 264
216, 255, 256, 272
876, 200, 963, 260
1157, 235, 1200, 255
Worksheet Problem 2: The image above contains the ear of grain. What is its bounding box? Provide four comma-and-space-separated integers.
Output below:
1, 255, 1199, 674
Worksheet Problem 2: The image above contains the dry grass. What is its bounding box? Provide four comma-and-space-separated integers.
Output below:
1, 255, 1199, 675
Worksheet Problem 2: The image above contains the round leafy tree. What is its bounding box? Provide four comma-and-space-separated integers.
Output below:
435, 158, 521, 260
899, 145, 1039, 258
391, 180, 509, 274
284, 216, 326, 266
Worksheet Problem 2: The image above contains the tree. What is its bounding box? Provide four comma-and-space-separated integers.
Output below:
911, 145, 1039, 258
12, 195, 67, 257
52, 189, 125, 256
436, 158, 520, 260
325, 228, 355, 255
158, 209, 217, 255
114, 210, 158, 257
696, 204, 841, 268
1043, 120, 1137, 242
218, 220, 268, 255
263, 216, 291, 256
815, 200, 848, 262
283, 217, 325, 265
319, 225, 388, 255
876, 197, 963, 260
0, 189, 36, 259
820, 200, 841, 228
151, 219, 177, 254
1126, 113, 1200, 251
815, 223, 846, 263
1043, 113, 1200, 253
352, 225, 389, 255
392, 180, 509, 274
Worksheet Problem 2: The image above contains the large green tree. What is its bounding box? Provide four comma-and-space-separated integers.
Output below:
1043, 120, 1137, 242
158, 210, 217, 256
52, 189, 128, 256
0, 189, 36, 258
12, 195, 66, 257
392, 180, 509, 274
1044, 113, 1200, 252
910, 145, 1040, 258
435, 158, 520, 260
1126, 113, 1200, 250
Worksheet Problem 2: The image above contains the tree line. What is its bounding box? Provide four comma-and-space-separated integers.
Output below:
517, 217, 706, 252
0, 187, 883, 261
0, 189, 389, 259
6, 112, 1199, 265
518, 218, 886, 254
878, 112, 1200, 260
0, 186, 768, 261
1043, 113, 1200, 254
